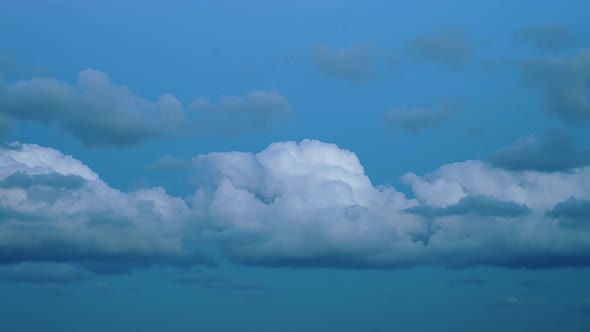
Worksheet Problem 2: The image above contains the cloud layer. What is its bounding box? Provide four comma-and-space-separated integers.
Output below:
0, 70, 293, 145
488, 130, 590, 172
0, 142, 213, 277
2, 139, 590, 273
191, 139, 590, 269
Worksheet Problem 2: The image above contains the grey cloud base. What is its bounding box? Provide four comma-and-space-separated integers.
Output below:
2, 140, 590, 275
0, 69, 293, 146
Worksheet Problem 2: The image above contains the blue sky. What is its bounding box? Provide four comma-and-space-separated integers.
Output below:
1, 0, 590, 331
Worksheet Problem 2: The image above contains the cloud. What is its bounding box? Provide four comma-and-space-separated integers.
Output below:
514, 24, 575, 51
489, 130, 590, 172
175, 274, 269, 292
189, 90, 293, 134
0, 69, 185, 146
404, 196, 531, 218
449, 276, 487, 287
0, 262, 94, 283
191, 139, 590, 269
5, 139, 590, 271
0, 142, 214, 274
407, 31, 471, 68
311, 45, 375, 81
0, 69, 293, 145
384, 105, 458, 132
546, 198, 590, 228
522, 49, 590, 122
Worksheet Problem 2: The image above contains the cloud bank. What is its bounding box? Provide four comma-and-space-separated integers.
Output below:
2, 139, 590, 274
0, 142, 213, 278
191, 139, 590, 269
0, 70, 293, 145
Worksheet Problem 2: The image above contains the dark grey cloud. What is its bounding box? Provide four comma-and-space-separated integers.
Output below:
407, 31, 471, 68
0, 69, 185, 146
0, 262, 94, 284
449, 276, 487, 287
175, 274, 269, 292
404, 196, 532, 218
514, 24, 575, 51
0, 143, 216, 275
0, 69, 293, 146
384, 105, 458, 132
489, 130, 590, 172
0, 171, 85, 189
546, 198, 590, 228
312, 45, 375, 81
522, 49, 590, 122
189, 90, 293, 135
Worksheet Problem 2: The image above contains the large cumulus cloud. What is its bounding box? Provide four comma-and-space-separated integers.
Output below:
3, 139, 590, 272
190, 139, 590, 269
0, 142, 213, 277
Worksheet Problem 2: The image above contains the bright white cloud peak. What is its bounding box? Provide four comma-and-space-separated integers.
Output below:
2, 140, 590, 274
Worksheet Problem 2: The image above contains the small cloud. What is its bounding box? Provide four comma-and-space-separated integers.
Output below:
0, 69, 186, 146
190, 90, 293, 134
384, 103, 460, 132
0, 171, 85, 190
514, 24, 575, 51
407, 31, 472, 68
521, 49, 590, 122
488, 129, 590, 172
546, 197, 590, 228
312, 45, 375, 82
449, 276, 487, 287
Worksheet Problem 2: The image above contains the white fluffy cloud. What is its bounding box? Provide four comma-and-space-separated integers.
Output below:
0, 143, 212, 275
191, 140, 590, 268
2, 139, 590, 273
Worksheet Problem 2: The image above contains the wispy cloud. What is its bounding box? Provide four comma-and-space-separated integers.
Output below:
514, 24, 575, 51
312, 45, 376, 82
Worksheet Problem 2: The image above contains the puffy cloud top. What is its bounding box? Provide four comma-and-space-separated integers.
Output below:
2, 139, 590, 273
